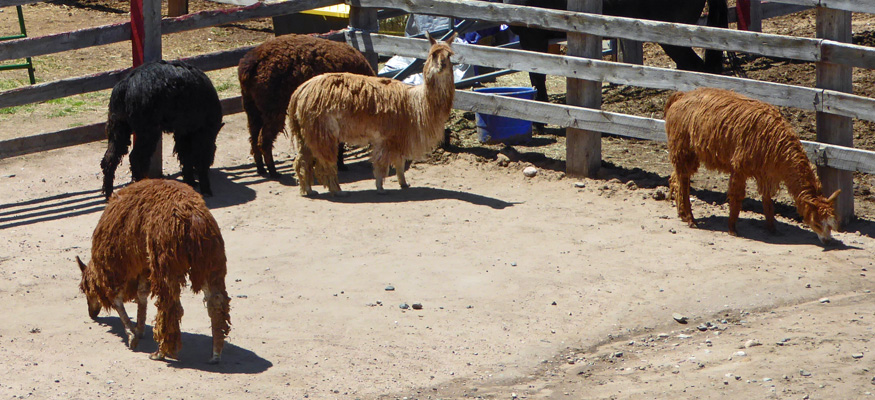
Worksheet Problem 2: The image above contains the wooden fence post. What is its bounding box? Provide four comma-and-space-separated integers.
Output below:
348, 5, 379, 72
816, 7, 854, 226
566, 0, 603, 177
131, 0, 163, 177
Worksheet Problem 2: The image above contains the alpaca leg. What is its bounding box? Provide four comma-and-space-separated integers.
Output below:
111, 295, 139, 349
151, 282, 184, 361
394, 156, 409, 189
317, 160, 345, 197
173, 132, 198, 189
243, 98, 267, 176
373, 160, 390, 195
129, 127, 162, 182
294, 145, 316, 196
727, 172, 747, 236
194, 132, 217, 197
673, 171, 696, 227
260, 118, 284, 179
762, 195, 777, 234
202, 284, 231, 364
100, 118, 132, 199
134, 276, 149, 345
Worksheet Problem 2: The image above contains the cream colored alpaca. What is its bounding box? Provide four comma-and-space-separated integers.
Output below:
288, 33, 457, 196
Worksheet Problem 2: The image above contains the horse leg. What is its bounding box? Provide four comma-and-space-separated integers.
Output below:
659, 44, 707, 72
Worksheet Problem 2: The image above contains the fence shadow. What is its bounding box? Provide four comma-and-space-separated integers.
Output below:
0, 188, 105, 230
95, 316, 272, 374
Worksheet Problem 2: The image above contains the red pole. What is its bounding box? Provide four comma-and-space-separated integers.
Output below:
736, 0, 751, 31
131, 0, 145, 67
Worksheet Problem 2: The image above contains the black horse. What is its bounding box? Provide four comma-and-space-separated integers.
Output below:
503, 0, 728, 117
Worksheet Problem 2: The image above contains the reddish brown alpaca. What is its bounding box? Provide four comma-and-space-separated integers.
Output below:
77, 179, 231, 363
289, 33, 457, 196
664, 87, 840, 243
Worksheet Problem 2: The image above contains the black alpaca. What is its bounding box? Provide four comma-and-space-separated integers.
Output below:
504, 0, 728, 128
100, 60, 224, 199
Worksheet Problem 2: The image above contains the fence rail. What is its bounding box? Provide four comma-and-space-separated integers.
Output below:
768, 0, 875, 14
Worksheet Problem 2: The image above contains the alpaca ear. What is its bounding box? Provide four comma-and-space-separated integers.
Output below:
426, 31, 436, 45
445, 32, 458, 44
76, 256, 87, 272
827, 189, 841, 204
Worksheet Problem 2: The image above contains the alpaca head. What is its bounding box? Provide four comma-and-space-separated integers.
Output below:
800, 190, 840, 244
423, 32, 457, 82
76, 256, 102, 320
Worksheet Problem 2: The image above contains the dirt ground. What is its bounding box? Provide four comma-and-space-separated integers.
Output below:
1, 2, 875, 400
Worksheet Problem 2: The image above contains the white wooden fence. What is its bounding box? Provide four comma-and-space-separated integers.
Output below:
0, 0, 873, 223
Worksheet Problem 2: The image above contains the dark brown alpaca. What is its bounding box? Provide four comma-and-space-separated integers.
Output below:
664, 87, 840, 243
77, 179, 231, 363
238, 34, 375, 178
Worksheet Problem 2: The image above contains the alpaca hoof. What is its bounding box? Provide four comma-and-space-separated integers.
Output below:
331, 190, 350, 198
129, 334, 139, 350
688, 220, 698, 228
399, 183, 410, 190
376, 189, 389, 195
256, 168, 268, 176
149, 352, 166, 361
207, 355, 221, 365
300, 190, 317, 197
268, 172, 281, 180
728, 230, 738, 237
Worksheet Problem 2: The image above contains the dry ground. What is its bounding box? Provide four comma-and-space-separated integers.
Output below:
1, 2, 874, 400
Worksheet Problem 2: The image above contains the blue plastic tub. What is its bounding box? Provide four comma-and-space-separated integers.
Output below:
473, 87, 537, 144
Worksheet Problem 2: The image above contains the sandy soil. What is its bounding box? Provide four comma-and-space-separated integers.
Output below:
1, 2, 874, 400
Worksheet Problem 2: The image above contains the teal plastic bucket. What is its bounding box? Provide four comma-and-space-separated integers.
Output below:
473, 87, 536, 144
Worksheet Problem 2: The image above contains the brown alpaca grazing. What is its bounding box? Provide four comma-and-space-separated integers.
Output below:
289, 33, 457, 196
664, 87, 840, 243
77, 179, 231, 363
238, 34, 375, 178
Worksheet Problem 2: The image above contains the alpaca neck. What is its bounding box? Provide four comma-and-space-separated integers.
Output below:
778, 147, 822, 207
421, 70, 455, 115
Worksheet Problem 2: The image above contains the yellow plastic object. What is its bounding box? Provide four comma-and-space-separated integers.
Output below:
300, 4, 349, 18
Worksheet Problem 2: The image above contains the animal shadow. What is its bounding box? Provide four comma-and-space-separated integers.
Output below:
690, 215, 853, 248
323, 186, 518, 209
96, 316, 272, 373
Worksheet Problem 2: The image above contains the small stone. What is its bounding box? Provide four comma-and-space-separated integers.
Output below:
574, 182, 586, 188
385, 285, 395, 291
697, 324, 708, 331
677, 334, 692, 339
744, 339, 762, 348
852, 353, 864, 359
411, 303, 423, 310
672, 313, 688, 323
763, 378, 773, 382
399, 303, 409, 310
819, 297, 830, 303
626, 181, 638, 190
658, 333, 670, 338
734, 351, 747, 357
496, 153, 511, 167
652, 189, 666, 201
523, 166, 538, 177
613, 352, 623, 358
800, 370, 812, 377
